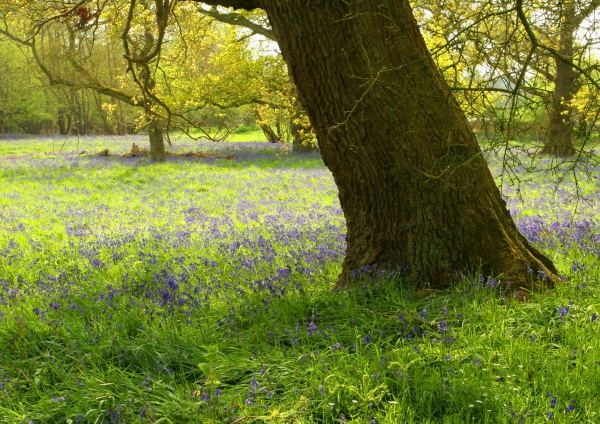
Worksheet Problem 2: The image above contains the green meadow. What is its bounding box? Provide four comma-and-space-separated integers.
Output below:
0, 135, 599, 423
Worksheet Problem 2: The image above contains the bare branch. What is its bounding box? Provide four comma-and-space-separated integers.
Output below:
187, 0, 259, 11
199, 6, 276, 41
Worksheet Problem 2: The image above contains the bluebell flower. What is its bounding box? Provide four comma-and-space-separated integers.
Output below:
362, 334, 372, 344
319, 382, 326, 395
557, 306, 570, 318
564, 399, 575, 413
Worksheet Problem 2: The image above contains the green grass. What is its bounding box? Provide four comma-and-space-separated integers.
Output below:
0, 136, 599, 423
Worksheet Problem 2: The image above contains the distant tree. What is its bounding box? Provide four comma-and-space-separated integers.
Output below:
197, 6, 317, 151
1, 0, 313, 154
418, 0, 600, 157
0, 40, 57, 134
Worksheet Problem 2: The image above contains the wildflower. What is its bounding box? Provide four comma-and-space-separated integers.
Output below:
592, 313, 597, 322
444, 355, 451, 361
307, 322, 318, 336
250, 377, 260, 390
564, 399, 575, 413
245, 398, 254, 406
200, 393, 210, 402
420, 308, 427, 320
438, 321, 448, 333
331, 342, 343, 351
547, 393, 557, 408
362, 334, 372, 344
546, 411, 554, 420
441, 306, 449, 316
214, 388, 222, 397
413, 345, 421, 354
557, 306, 570, 318
319, 382, 326, 395
398, 314, 406, 321
471, 358, 481, 367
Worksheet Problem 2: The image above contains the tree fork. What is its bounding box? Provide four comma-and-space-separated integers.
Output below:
198, 0, 560, 290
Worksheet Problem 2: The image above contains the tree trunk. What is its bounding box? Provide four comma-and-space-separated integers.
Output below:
57, 108, 70, 135
254, 109, 280, 143
148, 120, 166, 161
93, 92, 116, 135
207, 0, 559, 290
542, 8, 576, 156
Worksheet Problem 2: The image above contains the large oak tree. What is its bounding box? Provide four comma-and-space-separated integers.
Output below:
195, 0, 560, 290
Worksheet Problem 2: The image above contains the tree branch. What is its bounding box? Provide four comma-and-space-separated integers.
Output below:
516, 0, 600, 93
199, 6, 276, 41
189, 0, 259, 10
574, 0, 600, 26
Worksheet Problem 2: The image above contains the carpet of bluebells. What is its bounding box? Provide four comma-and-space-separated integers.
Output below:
0, 134, 599, 423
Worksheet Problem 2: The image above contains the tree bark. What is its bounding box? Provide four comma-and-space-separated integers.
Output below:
542, 7, 576, 156
148, 120, 166, 161
204, 0, 559, 290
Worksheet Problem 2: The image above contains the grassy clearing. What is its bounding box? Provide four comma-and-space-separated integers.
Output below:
0, 135, 599, 423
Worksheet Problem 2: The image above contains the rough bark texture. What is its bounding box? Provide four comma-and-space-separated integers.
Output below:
543, 8, 576, 156
148, 120, 166, 161
208, 0, 560, 290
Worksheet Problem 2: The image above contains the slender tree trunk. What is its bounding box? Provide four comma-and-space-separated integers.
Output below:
93, 91, 116, 135
254, 109, 280, 142
148, 120, 166, 161
542, 8, 576, 156
57, 108, 69, 135
255, 0, 559, 290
